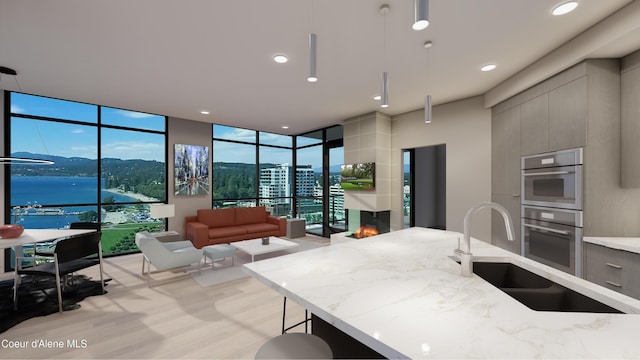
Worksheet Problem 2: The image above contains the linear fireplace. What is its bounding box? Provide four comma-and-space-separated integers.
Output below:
346, 209, 390, 238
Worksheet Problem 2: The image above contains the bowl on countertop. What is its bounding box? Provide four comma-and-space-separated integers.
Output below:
0, 224, 24, 238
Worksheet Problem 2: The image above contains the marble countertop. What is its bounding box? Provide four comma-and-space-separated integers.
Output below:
583, 236, 640, 254
243, 227, 640, 359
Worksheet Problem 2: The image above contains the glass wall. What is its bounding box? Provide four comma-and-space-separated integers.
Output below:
6, 92, 167, 267
295, 125, 343, 236
212, 125, 294, 217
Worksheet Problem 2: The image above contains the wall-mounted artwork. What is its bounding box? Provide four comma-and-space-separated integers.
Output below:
174, 144, 210, 195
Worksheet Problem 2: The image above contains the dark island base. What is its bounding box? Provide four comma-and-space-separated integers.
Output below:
311, 314, 386, 359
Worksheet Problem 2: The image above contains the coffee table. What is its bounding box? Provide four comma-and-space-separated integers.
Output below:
232, 237, 299, 262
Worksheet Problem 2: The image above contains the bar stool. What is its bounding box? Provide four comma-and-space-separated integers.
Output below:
255, 333, 332, 359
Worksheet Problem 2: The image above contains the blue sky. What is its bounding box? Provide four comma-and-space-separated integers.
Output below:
10, 93, 340, 167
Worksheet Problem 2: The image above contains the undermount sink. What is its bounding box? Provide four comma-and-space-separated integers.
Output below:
471, 262, 623, 313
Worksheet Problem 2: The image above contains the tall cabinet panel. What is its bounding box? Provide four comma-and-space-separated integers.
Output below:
491, 105, 521, 254
520, 94, 549, 155
548, 77, 588, 151
621, 51, 640, 188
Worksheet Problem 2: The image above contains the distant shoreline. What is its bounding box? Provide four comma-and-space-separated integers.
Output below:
103, 188, 159, 202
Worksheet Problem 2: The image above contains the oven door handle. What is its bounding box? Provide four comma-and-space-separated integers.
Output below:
523, 223, 570, 235
522, 171, 570, 176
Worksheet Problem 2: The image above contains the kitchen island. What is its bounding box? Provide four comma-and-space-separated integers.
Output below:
243, 227, 640, 359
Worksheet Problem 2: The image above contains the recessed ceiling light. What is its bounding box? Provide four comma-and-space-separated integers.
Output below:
273, 55, 288, 63
373, 95, 381, 101
552, 1, 578, 16
481, 64, 497, 72
200, 110, 210, 115
282, 125, 289, 129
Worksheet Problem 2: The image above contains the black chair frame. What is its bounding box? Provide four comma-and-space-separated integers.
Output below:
13, 231, 105, 313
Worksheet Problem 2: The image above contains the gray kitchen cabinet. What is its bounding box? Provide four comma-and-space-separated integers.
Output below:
491, 104, 521, 254
519, 94, 548, 155
621, 56, 640, 188
584, 242, 640, 300
491, 106, 521, 196
548, 77, 588, 151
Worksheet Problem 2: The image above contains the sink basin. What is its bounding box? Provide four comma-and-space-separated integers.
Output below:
472, 262, 622, 313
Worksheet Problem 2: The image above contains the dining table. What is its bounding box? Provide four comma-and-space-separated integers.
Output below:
1, 228, 98, 276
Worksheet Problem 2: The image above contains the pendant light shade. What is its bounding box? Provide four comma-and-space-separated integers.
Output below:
308, 33, 318, 82
381, 72, 389, 108
413, 0, 429, 30
424, 95, 432, 123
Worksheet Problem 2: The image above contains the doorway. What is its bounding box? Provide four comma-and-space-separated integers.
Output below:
404, 144, 446, 229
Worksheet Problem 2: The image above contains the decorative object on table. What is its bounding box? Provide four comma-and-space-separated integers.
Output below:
262, 237, 270, 245
0, 224, 24, 239
149, 203, 175, 230
174, 144, 210, 195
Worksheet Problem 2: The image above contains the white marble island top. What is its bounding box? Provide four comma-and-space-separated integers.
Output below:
243, 227, 640, 359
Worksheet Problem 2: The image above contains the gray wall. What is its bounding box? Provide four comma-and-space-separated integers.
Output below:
414, 144, 446, 229
391, 96, 492, 241
167, 117, 212, 237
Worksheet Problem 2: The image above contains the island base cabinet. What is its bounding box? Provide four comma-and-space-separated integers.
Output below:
584, 243, 640, 300
311, 314, 385, 359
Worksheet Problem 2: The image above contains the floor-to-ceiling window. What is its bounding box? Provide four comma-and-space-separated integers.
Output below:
212, 125, 293, 217
5, 92, 167, 269
295, 125, 343, 237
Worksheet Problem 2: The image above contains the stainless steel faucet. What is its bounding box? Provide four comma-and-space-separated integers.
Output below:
454, 201, 515, 276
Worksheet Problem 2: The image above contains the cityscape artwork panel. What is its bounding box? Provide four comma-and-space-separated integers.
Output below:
174, 144, 210, 195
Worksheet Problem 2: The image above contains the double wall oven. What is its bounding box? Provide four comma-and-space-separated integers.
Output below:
521, 147, 583, 276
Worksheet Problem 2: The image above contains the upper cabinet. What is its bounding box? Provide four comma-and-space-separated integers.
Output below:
520, 94, 548, 155
621, 50, 640, 188
548, 77, 588, 152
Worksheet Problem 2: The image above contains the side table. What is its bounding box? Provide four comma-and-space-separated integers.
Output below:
151, 230, 181, 243
286, 218, 306, 239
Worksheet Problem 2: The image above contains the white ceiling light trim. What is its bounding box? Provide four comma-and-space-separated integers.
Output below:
552, 1, 579, 16
273, 55, 288, 63
413, 0, 430, 30
481, 64, 497, 72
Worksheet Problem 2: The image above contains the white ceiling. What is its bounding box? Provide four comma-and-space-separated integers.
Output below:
1, 0, 640, 135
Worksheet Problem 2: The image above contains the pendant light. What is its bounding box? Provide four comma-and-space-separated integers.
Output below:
424, 41, 433, 124
0, 66, 55, 165
413, 0, 430, 31
380, 4, 390, 108
307, 0, 318, 82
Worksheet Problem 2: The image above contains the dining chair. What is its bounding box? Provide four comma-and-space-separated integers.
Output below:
34, 222, 100, 257
13, 231, 105, 313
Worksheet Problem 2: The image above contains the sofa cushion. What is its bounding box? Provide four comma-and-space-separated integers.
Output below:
208, 226, 247, 239
198, 208, 235, 228
235, 206, 267, 225
241, 223, 280, 234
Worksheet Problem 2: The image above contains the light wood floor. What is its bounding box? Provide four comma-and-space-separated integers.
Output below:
1, 243, 313, 359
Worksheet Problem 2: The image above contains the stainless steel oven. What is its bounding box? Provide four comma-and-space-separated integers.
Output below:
521, 148, 583, 210
522, 205, 583, 276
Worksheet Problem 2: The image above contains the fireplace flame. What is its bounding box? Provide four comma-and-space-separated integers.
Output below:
354, 226, 379, 239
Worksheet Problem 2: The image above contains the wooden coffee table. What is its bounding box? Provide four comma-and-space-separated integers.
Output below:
231, 237, 299, 262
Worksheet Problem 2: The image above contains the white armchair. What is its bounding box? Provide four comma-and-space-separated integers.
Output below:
135, 231, 203, 286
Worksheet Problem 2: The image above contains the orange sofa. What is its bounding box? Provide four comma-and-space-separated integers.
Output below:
184, 206, 287, 249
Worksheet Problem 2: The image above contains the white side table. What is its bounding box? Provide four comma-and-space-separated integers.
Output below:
151, 230, 181, 243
